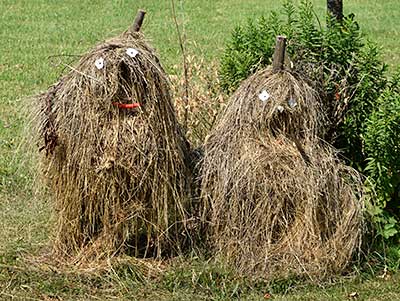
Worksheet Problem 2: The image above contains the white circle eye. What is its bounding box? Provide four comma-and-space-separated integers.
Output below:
126, 48, 139, 58
258, 90, 270, 102
95, 57, 104, 70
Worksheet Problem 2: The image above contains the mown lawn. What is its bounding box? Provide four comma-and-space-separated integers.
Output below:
1, 0, 400, 300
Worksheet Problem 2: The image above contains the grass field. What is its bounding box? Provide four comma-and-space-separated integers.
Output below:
1, 0, 400, 300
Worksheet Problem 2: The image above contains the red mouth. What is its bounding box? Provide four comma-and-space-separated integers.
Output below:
112, 102, 141, 109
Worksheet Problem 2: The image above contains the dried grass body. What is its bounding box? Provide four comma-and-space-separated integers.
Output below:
201, 69, 364, 280
35, 32, 192, 260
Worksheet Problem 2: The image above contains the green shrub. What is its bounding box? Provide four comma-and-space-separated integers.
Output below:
219, 15, 277, 93
364, 73, 400, 240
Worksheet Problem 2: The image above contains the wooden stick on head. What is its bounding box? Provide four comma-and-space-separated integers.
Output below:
272, 35, 287, 73
131, 9, 146, 32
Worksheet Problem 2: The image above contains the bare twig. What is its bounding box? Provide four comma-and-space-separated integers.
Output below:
171, 0, 189, 131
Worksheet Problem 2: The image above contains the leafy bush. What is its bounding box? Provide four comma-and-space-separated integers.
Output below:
219, 15, 277, 93
219, 0, 387, 170
364, 73, 400, 240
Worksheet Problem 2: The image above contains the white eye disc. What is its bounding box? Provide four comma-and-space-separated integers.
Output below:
95, 57, 104, 70
258, 90, 270, 102
126, 48, 139, 58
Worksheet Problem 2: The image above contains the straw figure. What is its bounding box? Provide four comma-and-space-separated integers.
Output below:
34, 11, 193, 261
200, 37, 364, 280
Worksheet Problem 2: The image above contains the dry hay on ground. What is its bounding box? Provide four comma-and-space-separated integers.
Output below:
200, 68, 364, 280
33, 30, 193, 262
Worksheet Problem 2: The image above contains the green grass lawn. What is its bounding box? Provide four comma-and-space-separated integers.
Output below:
1, 0, 400, 300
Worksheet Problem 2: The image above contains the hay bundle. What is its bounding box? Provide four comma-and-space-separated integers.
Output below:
34, 30, 192, 260
201, 68, 364, 280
